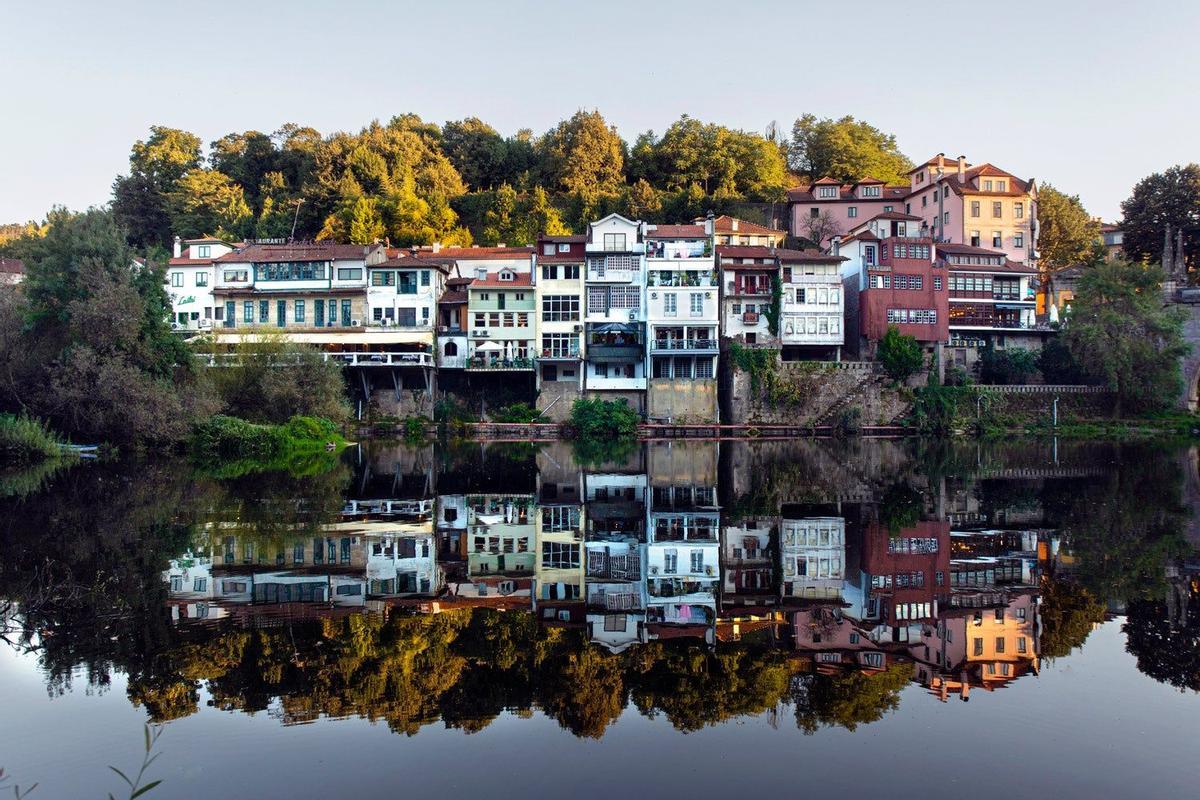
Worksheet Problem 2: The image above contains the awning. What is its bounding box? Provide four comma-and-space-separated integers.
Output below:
590, 322, 639, 333
995, 303, 1034, 310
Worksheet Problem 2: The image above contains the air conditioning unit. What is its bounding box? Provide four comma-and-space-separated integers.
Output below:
573, 324, 582, 332
628, 310, 637, 321
351, 319, 362, 327
705, 291, 712, 298
651, 292, 658, 299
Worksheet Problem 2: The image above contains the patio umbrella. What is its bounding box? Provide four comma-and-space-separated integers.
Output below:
476, 341, 503, 352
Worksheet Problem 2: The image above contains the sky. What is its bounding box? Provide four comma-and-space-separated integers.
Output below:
4, 0, 1199, 224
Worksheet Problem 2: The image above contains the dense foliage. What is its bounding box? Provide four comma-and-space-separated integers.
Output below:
568, 396, 639, 439
978, 344, 1039, 385
1120, 163, 1200, 272
877, 325, 924, 381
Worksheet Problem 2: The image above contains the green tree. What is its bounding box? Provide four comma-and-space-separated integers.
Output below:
208, 130, 280, 212
441, 117, 509, 190
1039, 578, 1106, 659
167, 169, 254, 241
347, 196, 385, 244
788, 114, 912, 184
1037, 185, 1102, 274
111, 126, 204, 248
877, 325, 924, 381
625, 178, 662, 220
1120, 164, 1200, 272
1063, 257, 1189, 413
536, 110, 626, 217
978, 344, 1038, 385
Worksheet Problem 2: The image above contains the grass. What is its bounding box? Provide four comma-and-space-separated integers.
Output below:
0, 413, 76, 464
191, 415, 348, 473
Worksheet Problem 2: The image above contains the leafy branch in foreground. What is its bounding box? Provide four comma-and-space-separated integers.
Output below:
108, 724, 164, 800
0, 766, 38, 798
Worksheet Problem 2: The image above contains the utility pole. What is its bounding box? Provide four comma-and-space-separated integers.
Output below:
289, 198, 305, 242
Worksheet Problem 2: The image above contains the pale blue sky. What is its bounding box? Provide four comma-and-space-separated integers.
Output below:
4, 0, 1198, 223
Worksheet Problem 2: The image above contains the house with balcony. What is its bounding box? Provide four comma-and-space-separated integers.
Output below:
778, 248, 847, 360
903, 154, 1038, 267
939, 243, 1045, 370
717, 245, 780, 348
787, 177, 911, 247
837, 213, 949, 359
847, 519, 950, 645
363, 525, 441, 599
534, 497, 585, 614
720, 515, 778, 613
366, 252, 448, 352
583, 214, 648, 409
166, 236, 236, 333
465, 268, 536, 372
780, 516, 847, 603
646, 222, 719, 421
436, 276, 473, 369
457, 493, 536, 599
534, 233, 587, 418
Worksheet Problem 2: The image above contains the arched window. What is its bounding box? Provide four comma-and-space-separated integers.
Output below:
444, 341, 458, 356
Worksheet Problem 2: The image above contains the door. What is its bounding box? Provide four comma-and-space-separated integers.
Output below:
224, 301, 235, 328
341, 300, 352, 326
497, 292, 506, 310
315, 299, 324, 327
542, 365, 558, 382
277, 300, 286, 328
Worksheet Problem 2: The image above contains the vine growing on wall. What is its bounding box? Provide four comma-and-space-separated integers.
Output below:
765, 274, 783, 337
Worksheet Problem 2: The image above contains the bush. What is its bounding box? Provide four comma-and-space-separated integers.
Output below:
191, 414, 343, 463
491, 402, 546, 424
877, 326, 923, 382
569, 397, 639, 439
1038, 337, 1095, 384
979, 343, 1038, 385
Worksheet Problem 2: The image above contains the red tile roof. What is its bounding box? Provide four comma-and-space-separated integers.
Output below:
537, 234, 587, 244
0, 258, 24, 275
217, 242, 382, 263
373, 256, 451, 273
716, 245, 775, 260
786, 184, 909, 202
700, 215, 785, 238
716, 245, 842, 265
647, 224, 707, 238
870, 211, 923, 222
168, 257, 215, 266
408, 245, 534, 260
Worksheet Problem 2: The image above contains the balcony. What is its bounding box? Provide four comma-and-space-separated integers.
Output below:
537, 345, 581, 360
647, 272, 717, 288
742, 311, 760, 325
440, 355, 468, 369
588, 343, 643, 362
466, 356, 535, 371
727, 281, 772, 296
651, 338, 718, 353
586, 254, 640, 282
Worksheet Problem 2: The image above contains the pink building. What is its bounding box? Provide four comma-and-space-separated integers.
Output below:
787, 177, 910, 246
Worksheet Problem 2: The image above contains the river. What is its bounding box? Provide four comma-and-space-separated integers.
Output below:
1, 438, 1198, 799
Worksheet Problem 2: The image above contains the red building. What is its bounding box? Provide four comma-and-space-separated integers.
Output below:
859, 519, 951, 641
835, 213, 949, 358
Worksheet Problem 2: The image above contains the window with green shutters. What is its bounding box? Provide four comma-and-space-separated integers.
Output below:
277, 300, 286, 327
259, 300, 269, 323
315, 299, 325, 327
294, 300, 305, 323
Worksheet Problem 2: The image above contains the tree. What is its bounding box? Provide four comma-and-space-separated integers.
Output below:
347, 197, 385, 244
1120, 164, 1200, 273
441, 117, 509, 190
205, 334, 350, 425
788, 114, 912, 184
625, 178, 662, 220
536, 110, 626, 218
167, 169, 254, 241
1063, 257, 1189, 413
208, 130, 279, 212
1037, 185, 1102, 276
978, 344, 1038, 385
1039, 578, 1106, 659
111, 126, 203, 248
797, 208, 843, 246
877, 325, 923, 381
632, 116, 788, 201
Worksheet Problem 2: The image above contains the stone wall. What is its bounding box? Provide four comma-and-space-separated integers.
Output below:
536, 382, 582, 422
647, 379, 718, 423
722, 358, 910, 426
585, 389, 645, 414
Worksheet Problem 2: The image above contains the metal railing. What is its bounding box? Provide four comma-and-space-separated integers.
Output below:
651, 338, 718, 351
203, 350, 434, 367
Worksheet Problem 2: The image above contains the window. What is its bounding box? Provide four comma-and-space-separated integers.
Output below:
542, 333, 576, 358
587, 287, 607, 314
1017, 637, 1028, 653
817, 186, 837, 198
541, 264, 558, 280
603, 232, 627, 251
883, 205, 893, 212
421, 270, 430, 286
170, 272, 183, 287
542, 243, 555, 256
541, 295, 579, 321
663, 549, 678, 573
861, 185, 881, 198
810, 207, 820, 218
933, 276, 942, 290
690, 293, 703, 316
970, 231, 981, 247
1014, 202, 1024, 219
690, 549, 704, 572
664, 292, 677, 315
970, 201, 980, 217
1014, 233, 1024, 248
563, 264, 579, 280
195, 272, 208, 287
197, 245, 211, 258
337, 267, 362, 281
933, 189, 939, 201
540, 541, 579, 569
254, 261, 328, 281
243, 301, 254, 323
992, 201, 1003, 218
372, 271, 395, 287
294, 300, 305, 323
984, 179, 993, 191
864, 245, 876, 266
943, 211, 950, 225
973, 637, 984, 656
847, 206, 858, 218
223, 269, 248, 283
258, 300, 269, 323
922, 195, 928, 207
996, 180, 1007, 191
992, 232, 1003, 248
995, 637, 1006, 653
610, 286, 640, 309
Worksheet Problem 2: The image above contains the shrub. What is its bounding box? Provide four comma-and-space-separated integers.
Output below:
877, 326, 924, 381
0, 413, 71, 463
192, 414, 342, 463
569, 397, 639, 439
491, 402, 546, 424
979, 343, 1038, 385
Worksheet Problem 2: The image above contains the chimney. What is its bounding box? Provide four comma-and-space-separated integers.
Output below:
432, 242, 442, 253
830, 235, 842, 257
731, 219, 739, 232
937, 152, 945, 172
957, 155, 966, 183
705, 209, 714, 236
173, 236, 182, 259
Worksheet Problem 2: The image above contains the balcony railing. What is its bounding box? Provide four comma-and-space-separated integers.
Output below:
538, 346, 581, 360
647, 272, 717, 288
440, 355, 468, 368
466, 356, 535, 371
727, 282, 772, 296
588, 343, 644, 361
651, 338, 718, 352
203, 351, 434, 368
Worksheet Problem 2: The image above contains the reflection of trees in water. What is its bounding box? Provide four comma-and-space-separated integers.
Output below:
1038, 578, 1107, 660
1124, 590, 1200, 692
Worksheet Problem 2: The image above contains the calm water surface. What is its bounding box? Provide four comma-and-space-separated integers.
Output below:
1, 438, 1198, 799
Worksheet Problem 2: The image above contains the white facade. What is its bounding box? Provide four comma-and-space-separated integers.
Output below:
646, 226, 719, 381
366, 259, 445, 345
584, 214, 648, 393
165, 238, 233, 332
364, 530, 440, 597
781, 516, 847, 601
780, 258, 845, 350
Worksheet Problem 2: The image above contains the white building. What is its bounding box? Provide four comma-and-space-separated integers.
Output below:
166, 236, 235, 332
645, 223, 719, 421
583, 214, 648, 406
781, 516, 847, 601
366, 252, 448, 350
716, 245, 779, 348
779, 250, 847, 360
364, 528, 441, 598
534, 234, 587, 415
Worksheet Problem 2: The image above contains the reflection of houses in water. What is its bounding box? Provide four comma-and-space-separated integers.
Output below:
164, 550, 225, 623
791, 607, 891, 673
847, 520, 950, 645
721, 515, 779, 612
781, 516, 846, 602
452, 494, 535, 599
584, 466, 649, 650
535, 443, 586, 626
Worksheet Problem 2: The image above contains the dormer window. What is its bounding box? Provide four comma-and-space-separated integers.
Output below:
996, 180, 1007, 192
861, 185, 881, 198
197, 245, 211, 258
817, 186, 838, 199
476, 268, 487, 281
543, 244, 555, 255
499, 270, 514, 282
983, 180, 994, 191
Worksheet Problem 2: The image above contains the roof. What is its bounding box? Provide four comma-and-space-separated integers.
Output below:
775, 248, 845, 264
908, 154, 970, 174
0, 258, 24, 275
183, 237, 233, 245
647, 224, 707, 239
467, 270, 533, 288
537, 234, 587, 244
408, 245, 534, 260
942, 164, 1033, 197
168, 257, 215, 266
936, 243, 1007, 258
439, 290, 469, 304
716, 245, 776, 260
700, 215, 785, 238
217, 242, 381, 263
373, 256, 451, 273
786, 183, 910, 202
871, 211, 923, 222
